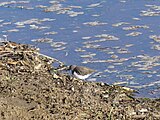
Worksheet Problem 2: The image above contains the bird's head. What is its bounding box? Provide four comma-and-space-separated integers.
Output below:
68, 65, 76, 71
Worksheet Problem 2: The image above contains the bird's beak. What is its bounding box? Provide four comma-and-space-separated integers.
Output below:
65, 65, 70, 70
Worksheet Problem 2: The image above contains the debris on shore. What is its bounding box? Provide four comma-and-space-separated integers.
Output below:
0, 42, 159, 120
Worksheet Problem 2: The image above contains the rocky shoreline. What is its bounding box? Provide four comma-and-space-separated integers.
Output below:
0, 42, 159, 120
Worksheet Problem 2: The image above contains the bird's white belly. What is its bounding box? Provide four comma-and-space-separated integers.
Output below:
73, 72, 91, 80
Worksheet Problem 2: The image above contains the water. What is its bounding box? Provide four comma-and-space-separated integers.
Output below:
0, 0, 160, 98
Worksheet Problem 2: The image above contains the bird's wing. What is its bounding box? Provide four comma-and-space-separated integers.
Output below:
74, 66, 95, 75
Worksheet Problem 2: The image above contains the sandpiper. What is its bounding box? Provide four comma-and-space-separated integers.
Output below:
69, 65, 95, 80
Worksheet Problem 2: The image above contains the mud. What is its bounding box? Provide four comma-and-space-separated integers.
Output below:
0, 42, 159, 120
